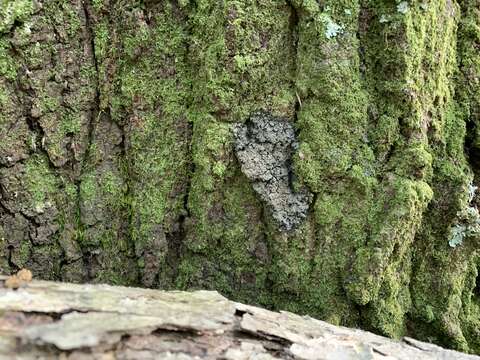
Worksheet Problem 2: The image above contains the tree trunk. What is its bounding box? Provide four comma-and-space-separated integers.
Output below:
1, 0, 479, 354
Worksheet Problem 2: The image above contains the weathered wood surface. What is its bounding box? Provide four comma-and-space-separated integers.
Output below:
0, 276, 478, 360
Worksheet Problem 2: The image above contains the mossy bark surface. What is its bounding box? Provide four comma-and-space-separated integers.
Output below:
1, 0, 480, 354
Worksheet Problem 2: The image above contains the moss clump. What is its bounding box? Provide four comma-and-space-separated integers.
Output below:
408, 0, 480, 353
0, 38, 18, 80
0, 0, 35, 34
102, 1, 192, 287
285, 0, 375, 327
178, 0, 297, 303
24, 155, 58, 211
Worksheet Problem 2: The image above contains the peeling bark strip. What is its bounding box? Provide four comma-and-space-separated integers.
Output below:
1, 0, 480, 355
1, 277, 479, 360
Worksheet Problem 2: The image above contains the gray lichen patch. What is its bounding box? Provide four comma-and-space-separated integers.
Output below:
233, 111, 312, 231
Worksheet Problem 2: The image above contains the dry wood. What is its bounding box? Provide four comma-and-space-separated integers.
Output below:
0, 276, 478, 360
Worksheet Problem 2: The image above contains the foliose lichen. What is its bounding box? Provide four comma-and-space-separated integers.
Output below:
233, 111, 312, 231
448, 184, 480, 248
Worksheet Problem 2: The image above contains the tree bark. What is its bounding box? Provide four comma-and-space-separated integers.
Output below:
1, 275, 479, 360
1, 0, 479, 354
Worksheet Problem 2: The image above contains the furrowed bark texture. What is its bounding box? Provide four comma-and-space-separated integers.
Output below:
1, 277, 479, 360
1, 0, 480, 354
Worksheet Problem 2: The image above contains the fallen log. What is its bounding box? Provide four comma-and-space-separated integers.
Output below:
0, 275, 478, 360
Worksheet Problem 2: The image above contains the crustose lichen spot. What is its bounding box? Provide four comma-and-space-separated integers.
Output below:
233, 111, 312, 231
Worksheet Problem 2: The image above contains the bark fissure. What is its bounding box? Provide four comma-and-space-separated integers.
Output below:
80, 0, 100, 167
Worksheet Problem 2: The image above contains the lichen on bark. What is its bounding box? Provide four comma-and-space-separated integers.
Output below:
233, 111, 312, 231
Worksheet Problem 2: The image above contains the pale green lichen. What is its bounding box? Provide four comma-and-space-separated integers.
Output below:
323, 15, 344, 39
397, 2, 409, 15
448, 184, 480, 248
379, 15, 390, 23
449, 224, 468, 248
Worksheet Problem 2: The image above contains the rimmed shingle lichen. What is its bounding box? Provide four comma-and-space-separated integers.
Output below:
233, 111, 312, 231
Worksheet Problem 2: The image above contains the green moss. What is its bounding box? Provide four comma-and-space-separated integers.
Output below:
64, 1, 191, 286
93, 20, 109, 65
0, 234, 9, 273
178, 169, 269, 303
11, 239, 31, 269
92, 0, 106, 12
0, 0, 35, 34
94, 21, 113, 111
346, 178, 433, 303
63, 181, 79, 210
22, 41, 46, 69
79, 172, 97, 203
177, 0, 297, 302
63, 2, 81, 37
24, 154, 58, 210
399, 0, 480, 353
30, 244, 63, 279
359, 0, 466, 340
78, 165, 137, 285
280, 1, 480, 345
0, 0, 80, 279
292, 0, 374, 198
283, 0, 373, 326
189, 0, 296, 121
0, 85, 7, 107
0, 38, 18, 80
457, 0, 480, 156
